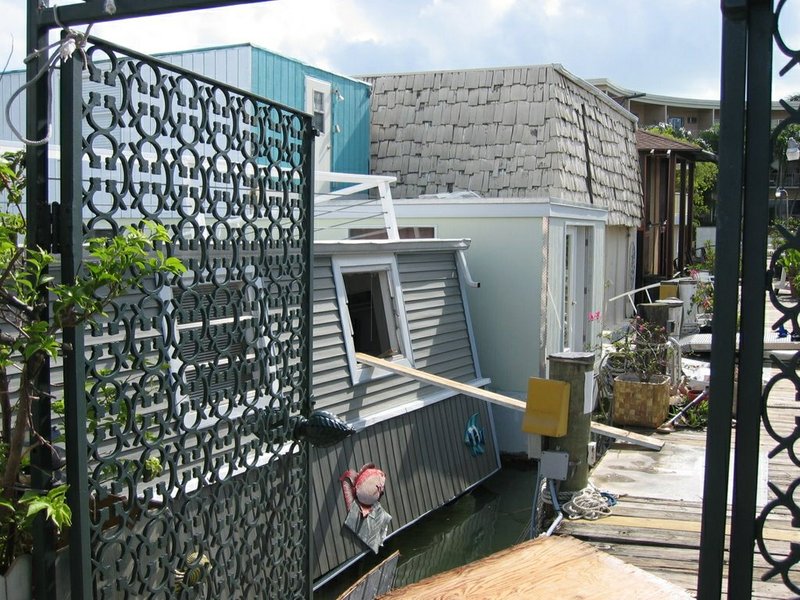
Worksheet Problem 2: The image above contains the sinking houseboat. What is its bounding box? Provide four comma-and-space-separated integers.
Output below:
309, 174, 502, 584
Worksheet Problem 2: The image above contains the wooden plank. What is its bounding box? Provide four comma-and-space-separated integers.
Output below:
590, 422, 664, 450
379, 536, 692, 599
356, 354, 665, 451
335, 551, 400, 600
355, 353, 527, 411
580, 515, 800, 543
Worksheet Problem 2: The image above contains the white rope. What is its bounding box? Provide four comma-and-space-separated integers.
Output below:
562, 485, 615, 521
5, 5, 91, 146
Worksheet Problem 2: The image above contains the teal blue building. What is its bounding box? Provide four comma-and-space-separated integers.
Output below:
158, 43, 372, 175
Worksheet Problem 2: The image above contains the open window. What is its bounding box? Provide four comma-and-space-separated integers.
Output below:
332, 255, 413, 384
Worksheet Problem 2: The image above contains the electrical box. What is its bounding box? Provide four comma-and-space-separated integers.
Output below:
540, 451, 570, 481
587, 441, 598, 466
522, 377, 570, 437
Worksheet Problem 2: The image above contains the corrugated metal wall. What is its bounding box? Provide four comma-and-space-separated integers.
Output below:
157, 45, 253, 89
250, 47, 370, 174
310, 393, 499, 580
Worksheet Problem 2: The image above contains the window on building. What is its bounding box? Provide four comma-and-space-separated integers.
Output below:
348, 227, 436, 240
668, 116, 684, 130
312, 90, 326, 134
342, 271, 398, 358
333, 256, 413, 384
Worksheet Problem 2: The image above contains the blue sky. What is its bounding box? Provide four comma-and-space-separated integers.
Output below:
1, 0, 799, 101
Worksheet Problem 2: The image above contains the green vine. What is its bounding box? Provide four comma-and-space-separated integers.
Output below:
0, 150, 185, 572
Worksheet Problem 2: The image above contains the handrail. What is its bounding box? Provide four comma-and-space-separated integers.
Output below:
314, 172, 400, 241
607, 282, 662, 314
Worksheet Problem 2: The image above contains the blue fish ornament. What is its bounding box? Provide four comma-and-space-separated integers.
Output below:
464, 412, 485, 456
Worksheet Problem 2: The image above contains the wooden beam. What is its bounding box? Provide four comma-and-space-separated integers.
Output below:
590, 422, 664, 450
355, 353, 526, 411
356, 353, 664, 451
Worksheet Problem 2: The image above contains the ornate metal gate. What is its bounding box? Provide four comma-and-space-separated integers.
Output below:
699, 1, 799, 597
57, 38, 315, 598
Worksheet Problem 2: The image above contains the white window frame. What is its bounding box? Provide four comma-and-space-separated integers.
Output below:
332, 254, 414, 385
305, 77, 332, 174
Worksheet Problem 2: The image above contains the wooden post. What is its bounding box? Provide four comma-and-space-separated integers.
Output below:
547, 352, 594, 492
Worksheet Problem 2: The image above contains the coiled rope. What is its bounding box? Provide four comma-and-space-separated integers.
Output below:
543, 482, 616, 521
561, 485, 617, 521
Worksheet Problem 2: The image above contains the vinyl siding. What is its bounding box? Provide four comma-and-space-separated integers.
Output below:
312, 248, 479, 422
0, 44, 370, 177
308, 243, 498, 581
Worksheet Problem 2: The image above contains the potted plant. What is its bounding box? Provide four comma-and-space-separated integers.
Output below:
0, 151, 185, 594
691, 277, 714, 332
610, 316, 672, 428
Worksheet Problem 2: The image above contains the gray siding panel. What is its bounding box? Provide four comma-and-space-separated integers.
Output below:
310, 394, 499, 580
312, 248, 477, 423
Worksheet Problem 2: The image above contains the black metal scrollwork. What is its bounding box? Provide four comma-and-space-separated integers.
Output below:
758, 1, 800, 593
79, 39, 312, 598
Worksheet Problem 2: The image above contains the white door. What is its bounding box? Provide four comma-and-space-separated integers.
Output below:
564, 226, 593, 351
305, 77, 332, 174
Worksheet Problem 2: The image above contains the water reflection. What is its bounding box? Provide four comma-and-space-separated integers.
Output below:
317, 465, 536, 598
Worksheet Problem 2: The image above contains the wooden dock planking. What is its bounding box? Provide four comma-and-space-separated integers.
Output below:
559, 333, 799, 600
378, 536, 692, 599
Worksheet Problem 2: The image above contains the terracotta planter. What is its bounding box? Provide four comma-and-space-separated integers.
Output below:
613, 374, 670, 428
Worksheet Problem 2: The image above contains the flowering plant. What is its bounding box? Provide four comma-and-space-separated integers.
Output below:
611, 315, 669, 383
690, 273, 714, 314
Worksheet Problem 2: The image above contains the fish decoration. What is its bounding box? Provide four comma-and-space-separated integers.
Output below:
464, 413, 485, 456
340, 463, 392, 553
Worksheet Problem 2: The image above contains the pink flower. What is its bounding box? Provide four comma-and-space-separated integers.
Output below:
588, 311, 601, 322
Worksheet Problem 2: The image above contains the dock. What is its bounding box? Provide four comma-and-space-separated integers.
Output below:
559, 298, 799, 599
377, 295, 798, 598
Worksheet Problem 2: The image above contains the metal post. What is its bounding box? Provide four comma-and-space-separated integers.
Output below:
728, 1, 773, 597
303, 121, 315, 600
26, 3, 54, 598
60, 40, 92, 600
547, 352, 594, 493
697, 1, 748, 597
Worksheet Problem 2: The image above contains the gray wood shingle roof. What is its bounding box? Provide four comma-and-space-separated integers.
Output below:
361, 65, 643, 227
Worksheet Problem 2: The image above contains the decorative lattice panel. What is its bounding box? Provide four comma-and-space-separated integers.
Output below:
73, 38, 312, 598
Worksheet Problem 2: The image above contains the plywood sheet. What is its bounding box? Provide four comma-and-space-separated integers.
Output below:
378, 535, 692, 599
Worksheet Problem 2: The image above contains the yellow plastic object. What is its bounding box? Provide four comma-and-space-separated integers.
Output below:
522, 377, 570, 437
660, 283, 679, 299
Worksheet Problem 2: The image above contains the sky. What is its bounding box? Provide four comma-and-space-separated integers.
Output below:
1, 0, 799, 102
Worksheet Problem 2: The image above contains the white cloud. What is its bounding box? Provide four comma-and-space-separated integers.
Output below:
0, 0, 796, 102
542, 0, 562, 17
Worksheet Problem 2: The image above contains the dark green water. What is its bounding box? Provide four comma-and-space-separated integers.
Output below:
316, 464, 537, 598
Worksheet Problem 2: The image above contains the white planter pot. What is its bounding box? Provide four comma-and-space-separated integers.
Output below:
0, 555, 31, 600
678, 279, 699, 332
0, 548, 70, 600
